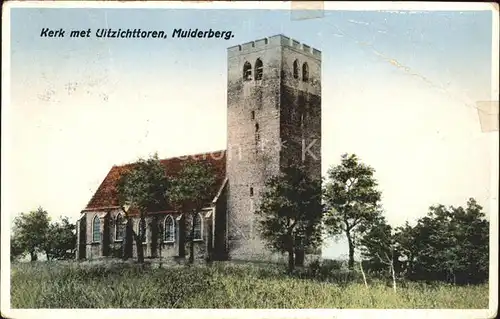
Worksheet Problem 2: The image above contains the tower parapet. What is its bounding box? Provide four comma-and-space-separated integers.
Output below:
228, 34, 321, 59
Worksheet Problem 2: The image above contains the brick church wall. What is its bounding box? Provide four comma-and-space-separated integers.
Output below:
81, 210, 209, 261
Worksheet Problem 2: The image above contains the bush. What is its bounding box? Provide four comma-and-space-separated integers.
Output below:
301, 259, 362, 285
322, 259, 344, 271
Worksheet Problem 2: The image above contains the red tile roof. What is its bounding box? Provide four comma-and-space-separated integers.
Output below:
83, 150, 226, 215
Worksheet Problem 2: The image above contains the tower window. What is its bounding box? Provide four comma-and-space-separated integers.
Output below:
243, 62, 252, 81
250, 187, 254, 196
255, 122, 260, 150
254, 58, 263, 81
251, 111, 255, 120
302, 62, 309, 82
299, 95, 306, 128
293, 59, 299, 79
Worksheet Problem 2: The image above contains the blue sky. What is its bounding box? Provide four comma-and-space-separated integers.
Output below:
11, 9, 492, 95
5, 7, 497, 259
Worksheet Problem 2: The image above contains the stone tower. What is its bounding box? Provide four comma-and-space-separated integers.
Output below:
226, 34, 322, 261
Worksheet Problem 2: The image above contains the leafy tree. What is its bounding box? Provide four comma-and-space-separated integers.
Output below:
359, 216, 392, 263
392, 221, 419, 277
256, 164, 323, 273
323, 154, 382, 269
360, 198, 489, 285
12, 207, 51, 261
10, 236, 25, 262
458, 198, 489, 282
153, 215, 165, 267
409, 207, 449, 281
44, 217, 77, 260
359, 216, 401, 291
117, 153, 169, 263
169, 161, 216, 264
408, 198, 489, 284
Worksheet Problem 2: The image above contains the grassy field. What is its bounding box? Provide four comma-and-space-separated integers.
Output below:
10, 261, 489, 309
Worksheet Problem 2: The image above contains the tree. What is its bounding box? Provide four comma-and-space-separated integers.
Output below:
359, 216, 400, 291
117, 153, 169, 263
361, 198, 489, 285
12, 207, 51, 261
10, 236, 25, 262
392, 221, 419, 278
323, 153, 382, 270
255, 164, 324, 273
154, 215, 165, 267
458, 198, 489, 283
406, 198, 489, 284
44, 216, 77, 260
169, 161, 216, 265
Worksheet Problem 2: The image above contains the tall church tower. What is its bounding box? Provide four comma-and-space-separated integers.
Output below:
225, 34, 322, 261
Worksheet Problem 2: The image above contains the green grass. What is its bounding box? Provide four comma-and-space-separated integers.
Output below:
11, 261, 489, 308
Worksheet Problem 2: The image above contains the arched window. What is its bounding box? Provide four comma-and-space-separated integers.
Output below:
302, 62, 309, 82
254, 58, 263, 80
115, 213, 125, 241
92, 215, 101, 243
193, 213, 203, 241
243, 62, 252, 81
293, 59, 299, 79
164, 216, 175, 242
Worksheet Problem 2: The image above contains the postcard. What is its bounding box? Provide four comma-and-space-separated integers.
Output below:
1, 1, 498, 319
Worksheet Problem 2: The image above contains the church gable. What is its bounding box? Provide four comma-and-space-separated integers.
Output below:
83, 150, 227, 215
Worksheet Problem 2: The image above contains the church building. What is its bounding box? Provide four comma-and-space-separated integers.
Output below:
75, 34, 322, 263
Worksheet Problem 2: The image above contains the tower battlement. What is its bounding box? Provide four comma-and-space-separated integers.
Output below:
227, 34, 321, 59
